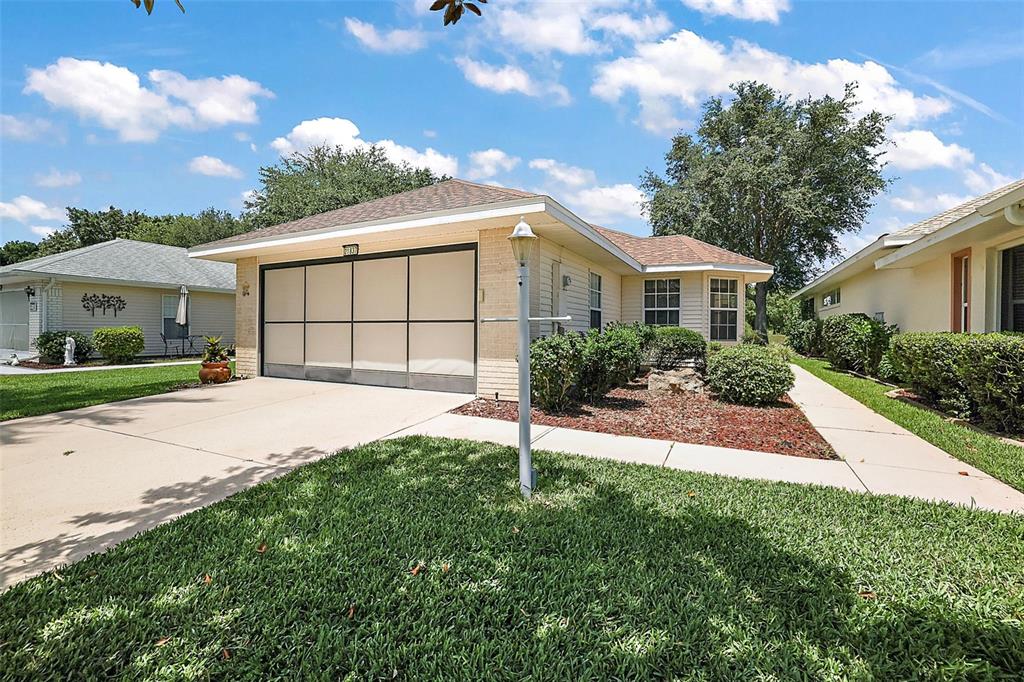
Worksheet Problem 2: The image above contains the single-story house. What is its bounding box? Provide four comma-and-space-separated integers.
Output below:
0, 239, 236, 356
793, 178, 1024, 334
189, 179, 772, 399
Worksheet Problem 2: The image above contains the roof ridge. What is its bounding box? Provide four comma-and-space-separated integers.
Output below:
5, 238, 120, 272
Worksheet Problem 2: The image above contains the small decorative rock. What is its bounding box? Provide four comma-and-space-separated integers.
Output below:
648, 368, 704, 394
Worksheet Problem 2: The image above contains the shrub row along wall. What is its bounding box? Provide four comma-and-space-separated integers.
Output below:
889, 332, 1024, 435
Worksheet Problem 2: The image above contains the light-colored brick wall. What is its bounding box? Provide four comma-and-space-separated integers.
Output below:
234, 258, 259, 377
45, 283, 62, 331
477, 227, 535, 400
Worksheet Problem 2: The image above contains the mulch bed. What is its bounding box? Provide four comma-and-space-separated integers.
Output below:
453, 381, 837, 460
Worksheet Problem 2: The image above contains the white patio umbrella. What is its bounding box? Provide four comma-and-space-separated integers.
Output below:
175, 285, 189, 327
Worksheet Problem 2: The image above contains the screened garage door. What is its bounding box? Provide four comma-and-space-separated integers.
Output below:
260, 245, 476, 393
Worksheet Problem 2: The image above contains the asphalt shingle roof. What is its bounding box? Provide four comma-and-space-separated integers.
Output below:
197, 179, 539, 250
0, 239, 235, 290
593, 226, 770, 268
889, 178, 1024, 241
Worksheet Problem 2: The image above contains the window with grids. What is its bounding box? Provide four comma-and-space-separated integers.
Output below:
589, 272, 602, 329
643, 279, 680, 325
709, 278, 738, 341
161, 295, 188, 339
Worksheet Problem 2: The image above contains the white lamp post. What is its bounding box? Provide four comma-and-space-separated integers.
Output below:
508, 217, 538, 499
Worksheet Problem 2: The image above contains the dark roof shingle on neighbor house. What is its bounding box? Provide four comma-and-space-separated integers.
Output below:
0, 239, 235, 291
592, 225, 771, 268
199, 179, 540, 250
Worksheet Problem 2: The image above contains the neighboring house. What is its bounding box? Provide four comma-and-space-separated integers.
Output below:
0, 239, 236, 356
189, 179, 771, 399
793, 179, 1024, 334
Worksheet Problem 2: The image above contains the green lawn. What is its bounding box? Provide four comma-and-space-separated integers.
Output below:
2, 436, 1021, 679
793, 356, 1024, 493
0, 363, 215, 420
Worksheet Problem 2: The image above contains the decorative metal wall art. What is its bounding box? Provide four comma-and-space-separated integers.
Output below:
82, 293, 127, 317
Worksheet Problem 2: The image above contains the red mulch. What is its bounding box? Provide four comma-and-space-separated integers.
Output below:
453, 381, 837, 460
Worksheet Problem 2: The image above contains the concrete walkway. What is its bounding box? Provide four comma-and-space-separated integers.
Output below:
394, 367, 1024, 514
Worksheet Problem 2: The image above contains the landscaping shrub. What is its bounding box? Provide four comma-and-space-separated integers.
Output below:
530, 333, 584, 412
959, 334, 1024, 434
820, 313, 897, 375
649, 326, 706, 369
576, 328, 644, 401
889, 332, 972, 417
92, 326, 146, 364
34, 330, 92, 364
876, 350, 900, 384
705, 344, 795, 406
789, 319, 823, 357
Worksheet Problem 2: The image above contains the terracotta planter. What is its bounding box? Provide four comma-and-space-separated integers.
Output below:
199, 361, 231, 384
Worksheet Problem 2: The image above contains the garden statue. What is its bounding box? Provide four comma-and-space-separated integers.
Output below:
64, 335, 77, 366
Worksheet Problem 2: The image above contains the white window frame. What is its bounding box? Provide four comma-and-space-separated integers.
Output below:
709, 277, 739, 342
821, 288, 842, 308
643, 278, 681, 326
161, 294, 190, 339
588, 271, 602, 329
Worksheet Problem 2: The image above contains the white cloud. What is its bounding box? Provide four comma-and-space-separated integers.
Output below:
529, 158, 597, 188
467, 148, 520, 180
30, 225, 57, 238
890, 188, 969, 214
680, 0, 791, 24
455, 57, 571, 105
24, 57, 273, 142
0, 195, 65, 223
886, 130, 973, 171
34, 168, 82, 188
344, 17, 427, 53
188, 155, 244, 179
0, 114, 55, 141
592, 30, 951, 134
423, 129, 438, 138
591, 12, 672, 41
566, 183, 646, 223
234, 131, 251, 141
963, 163, 1016, 195
270, 117, 458, 176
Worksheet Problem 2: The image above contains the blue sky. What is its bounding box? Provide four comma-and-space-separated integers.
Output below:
2, 0, 1022, 259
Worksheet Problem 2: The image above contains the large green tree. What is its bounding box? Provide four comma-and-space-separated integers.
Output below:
244, 144, 445, 229
34, 207, 151, 256
130, 208, 248, 248
641, 81, 889, 339
0, 240, 40, 266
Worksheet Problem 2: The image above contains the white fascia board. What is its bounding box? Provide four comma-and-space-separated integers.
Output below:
875, 212, 988, 269
538, 198, 644, 271
642, 263, 774, 275
188, 197, 547, 259
0, 272, 233, 294
790, 238, 890, 299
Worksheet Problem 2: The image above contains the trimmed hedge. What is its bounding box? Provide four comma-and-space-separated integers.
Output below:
92, 326, 146, 364
577, 327, 643, 402
34, 330, 93, 364
530, 333, 584, 411
649, 326, 706, 369
890, 332, 1024, 433
821, 313, 897, 375
789, 319, 823, 357
705, 345, 794, 406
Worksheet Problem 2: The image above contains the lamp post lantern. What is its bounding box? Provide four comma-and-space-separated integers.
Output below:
508, 217, 538, 499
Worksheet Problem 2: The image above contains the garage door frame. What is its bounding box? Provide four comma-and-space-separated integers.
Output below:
258, 242, 478, 393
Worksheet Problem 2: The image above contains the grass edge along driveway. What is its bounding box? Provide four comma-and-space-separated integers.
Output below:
792, 355, 1024, 493
0, 362, 218, 421
1, 436, 1020, 679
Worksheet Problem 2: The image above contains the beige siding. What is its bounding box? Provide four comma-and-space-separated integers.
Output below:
59, 282, 234, 356
621, 272, 706, 335
537, 237, 621, 336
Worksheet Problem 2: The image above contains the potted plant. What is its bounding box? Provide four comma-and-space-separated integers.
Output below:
199, 336, 231, 384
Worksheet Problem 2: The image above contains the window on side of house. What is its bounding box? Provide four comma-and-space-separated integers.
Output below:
821, 288, 841, 308
589, 272, 602, 329
709, 278, 738, 341
800, 297, 816, 320
643, 278, 680, 326
161, 294, 188, 339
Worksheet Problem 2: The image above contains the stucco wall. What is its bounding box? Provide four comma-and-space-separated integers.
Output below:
59, 281, 235, 357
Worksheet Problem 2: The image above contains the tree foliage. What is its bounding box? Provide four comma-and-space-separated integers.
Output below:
641, 81, 889, 338
130, 208, 248, 248
0, 241, 40, 266
243, 144, 445, 229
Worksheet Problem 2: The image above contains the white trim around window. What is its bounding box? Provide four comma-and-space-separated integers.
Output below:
709, 277, 739, 341
643, 278, 681, 326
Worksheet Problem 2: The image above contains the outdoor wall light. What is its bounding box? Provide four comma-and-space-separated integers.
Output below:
24, 286, 35, 299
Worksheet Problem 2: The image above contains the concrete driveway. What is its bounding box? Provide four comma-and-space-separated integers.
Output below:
1, 378, 472, 588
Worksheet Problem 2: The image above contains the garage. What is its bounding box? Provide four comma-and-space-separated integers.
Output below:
0, 290, 30, 350
260, 244, 477, 393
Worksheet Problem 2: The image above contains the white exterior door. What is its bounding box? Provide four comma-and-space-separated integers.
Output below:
261, 245, 476, 393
